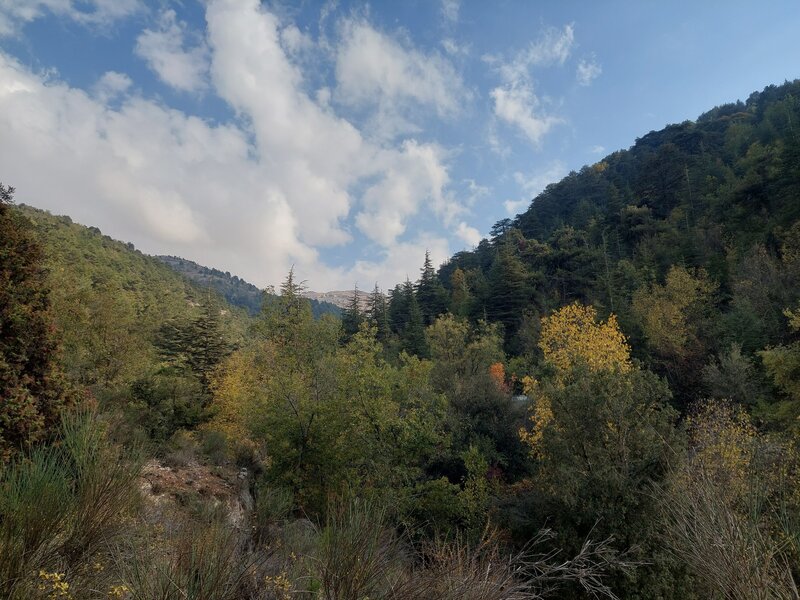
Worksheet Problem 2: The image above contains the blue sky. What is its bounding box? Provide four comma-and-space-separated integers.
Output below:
0, 0, 798, 291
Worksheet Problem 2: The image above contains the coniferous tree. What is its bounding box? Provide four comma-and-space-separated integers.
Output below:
341, 285, 363, 342
367, 283, 390, 343
486, 239, 532, 348
0, 184, 76, 460
401, 279, 428, 357
388, 282, 410, 334
416, 251, 448, 326
449, 267, 471, 318
156, 295, 231, 401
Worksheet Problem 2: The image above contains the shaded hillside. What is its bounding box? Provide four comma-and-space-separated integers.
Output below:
157, 254, 341, 319
423, 80, 800, 406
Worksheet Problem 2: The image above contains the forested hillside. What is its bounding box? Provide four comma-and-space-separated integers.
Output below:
414, 79, 800, 409
2, 81, 800, 600
14, 205, 251, 435
157, 254, 342, 318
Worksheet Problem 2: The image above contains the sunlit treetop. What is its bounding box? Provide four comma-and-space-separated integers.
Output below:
539, 302, 632, 374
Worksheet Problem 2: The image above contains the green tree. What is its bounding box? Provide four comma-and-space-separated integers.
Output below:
449, 267, 471, 318
416, 251, 448, 326
402, 280, 428, 357
157, 295, 232, 401
0, 184, 76, 461
340, 285, 363, 343
486, 239, 531, 349
366, 283, 390, 343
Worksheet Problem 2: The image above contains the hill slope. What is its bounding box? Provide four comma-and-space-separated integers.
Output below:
15, 204, 251, 400
433, 79, 800, 405
156, 255, 342, 318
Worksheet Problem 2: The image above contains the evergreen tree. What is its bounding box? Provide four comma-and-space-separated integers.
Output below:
486, 239, 531, 348
416, 251, 448, 326
401, 280, 428, 357
0, 184, 76, 460
157, 295, 231, 401
341, 285, 363, 342
367, 283, 390, 343
449, 267, 471, 318
388, 282, 410, 334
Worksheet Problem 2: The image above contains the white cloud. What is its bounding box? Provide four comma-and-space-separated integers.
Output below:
135, 9, 209, 93
335, 234, 451, 291
0, 0, 467, 291
487, 24, 573, 148
490, 84, 561, 146
0, 0, 140, 36
334, 18, 468, 138
356, 140, 462, 244
92, 71, 132, 103
455, 221, 481, 246
440, 0, 460, 25
494, 24, 574, 85
590, 144, 605, 154
441, 37, 469, 56
576, 56, 601, 86
503, 199, 528, 215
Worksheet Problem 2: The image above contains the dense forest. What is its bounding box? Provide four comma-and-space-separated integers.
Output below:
2, 80, 800, 599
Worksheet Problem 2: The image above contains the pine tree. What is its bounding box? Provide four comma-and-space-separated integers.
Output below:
388, 282, 410, 334
449, 267, 471, 317
486, 239, 531, 348
401, 279, 428, 357
416, 250, 448, 326
341, 285, 363, 342
367, 283, 390, 343
156, 295, 231, 401
0, 184, 76, 460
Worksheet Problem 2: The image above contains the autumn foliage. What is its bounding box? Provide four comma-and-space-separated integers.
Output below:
538, 302, 632, 374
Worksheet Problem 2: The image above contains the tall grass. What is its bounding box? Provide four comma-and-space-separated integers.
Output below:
118, 521, 257, 600
0, 449, 72, 596
0, 410, 141, 598
313, 498, 406, 600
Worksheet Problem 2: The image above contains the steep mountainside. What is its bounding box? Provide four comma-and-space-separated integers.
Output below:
431, 79, 800, 406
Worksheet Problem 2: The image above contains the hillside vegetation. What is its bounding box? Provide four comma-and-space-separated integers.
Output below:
157, 254, 342, 318
2, 81, 800, 599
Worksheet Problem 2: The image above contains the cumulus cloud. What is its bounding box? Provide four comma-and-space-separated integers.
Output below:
513, 161, 567, 197
335, 18, 468, 138
135, 9, 210, 93
487, 24, 573, 147
503, 199, 528, 215
0, 0, 140, 36
491, 85, 562, 146
576, 56, 602, 86
92, 71, 132, 103
489, 24, 574, 85
440, 0, 460, 24
0, 0, 469, 291
455, 221, 481, 246
441, 38, 469, 56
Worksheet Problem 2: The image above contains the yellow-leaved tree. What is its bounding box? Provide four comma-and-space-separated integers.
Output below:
516, 302, 679, 591
632, 265, 716, 362
538, 302, 632, 374
520, 303, 632, 456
